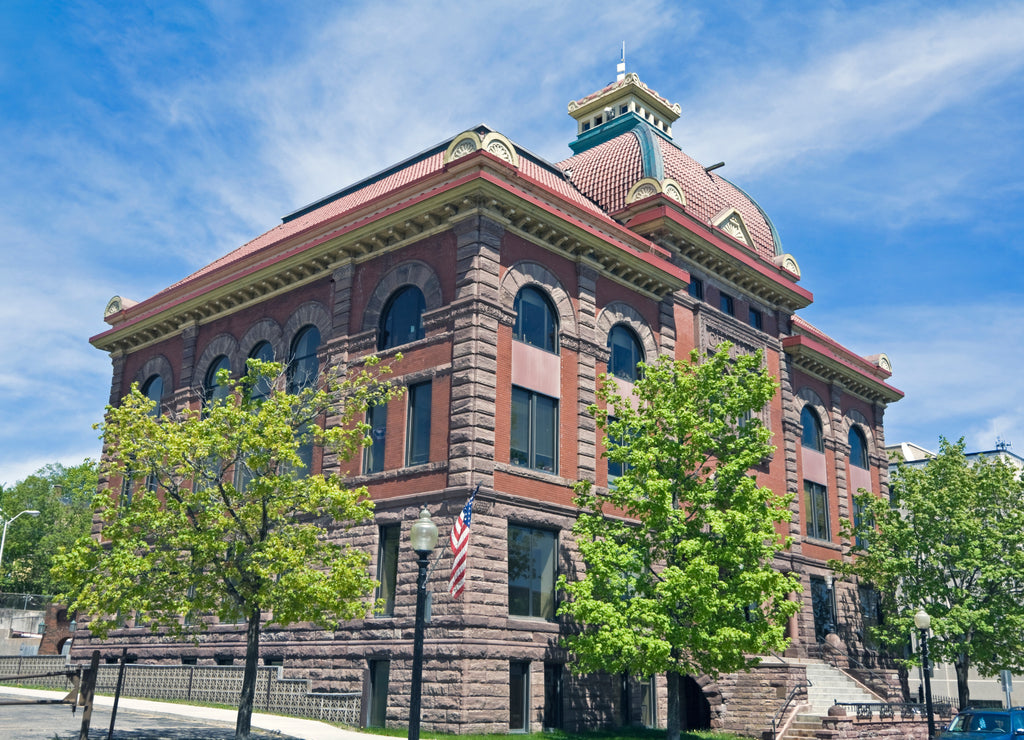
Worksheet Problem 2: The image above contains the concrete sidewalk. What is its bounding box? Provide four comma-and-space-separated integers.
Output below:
0, 687, 378, 740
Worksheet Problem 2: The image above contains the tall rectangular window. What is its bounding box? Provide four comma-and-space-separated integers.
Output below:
376, 525, 399, 617
510, 387, 558, 473
719, 292, 735, 316
748, 307, 763, 331
364, 403, 387, 474
406, 381, 432, 466
805, 481, 830, 540
606, 417, 633, 483
687, 277, 704, 301
853, 499, 870, 550
510, 661, 530, 732
508, 525, 556, 620
368, 660, 390, 728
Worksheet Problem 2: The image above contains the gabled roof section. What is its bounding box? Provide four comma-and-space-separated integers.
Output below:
784, 316, 903, 404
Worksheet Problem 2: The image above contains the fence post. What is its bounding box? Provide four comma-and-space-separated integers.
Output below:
78, 650, 100, 740
106, 647, 128, 740
187, 665, 194, 702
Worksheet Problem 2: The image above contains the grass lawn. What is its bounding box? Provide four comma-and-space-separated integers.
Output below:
362, 728, 747, 740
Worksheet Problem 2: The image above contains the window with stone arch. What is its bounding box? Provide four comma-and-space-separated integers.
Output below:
287, 325, 321, 478
247, 340, 275, 401
202, 355, 232, 410
848, 425, 869, 470
141, 374, 164, 417
513, 286, 559, 353
801, 405, 824, 452
378, 285, 425, 351
607, 324, 644, 382
287, 325, 321, 394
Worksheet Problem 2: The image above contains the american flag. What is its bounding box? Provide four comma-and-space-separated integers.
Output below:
448, 484, 479, 599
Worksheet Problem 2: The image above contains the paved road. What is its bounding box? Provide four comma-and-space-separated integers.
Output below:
0, 688, 366, 740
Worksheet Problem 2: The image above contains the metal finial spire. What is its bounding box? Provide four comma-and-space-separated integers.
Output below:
616, 42, 626, 81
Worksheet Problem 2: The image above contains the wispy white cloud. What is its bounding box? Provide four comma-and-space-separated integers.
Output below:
681, 4, 1024, 182
1, 0, 1023, 486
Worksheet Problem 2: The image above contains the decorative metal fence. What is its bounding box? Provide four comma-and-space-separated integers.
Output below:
0, 655, 360, 725
837, 701, 955, 722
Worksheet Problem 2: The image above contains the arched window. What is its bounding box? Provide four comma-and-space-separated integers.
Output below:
141, 375, 163, 417
247, 341, 275, 401
287, 326, 321, 393
608, 325, 643, 382
513, 286, 558, 353
801, 406, 824, 452
139, 374, 164, 494
203, 355, 231, 409
849, 426, 869, 469
287, 326, 321, 477
378, 285, 425, 351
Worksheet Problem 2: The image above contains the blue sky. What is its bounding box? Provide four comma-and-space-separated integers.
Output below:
2, 0, 1023, 485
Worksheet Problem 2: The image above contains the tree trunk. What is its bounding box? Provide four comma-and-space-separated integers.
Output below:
666, 672, 680, 740
235, 607, 262, 740
897, 662, 911, 703
954, 654, 970, 711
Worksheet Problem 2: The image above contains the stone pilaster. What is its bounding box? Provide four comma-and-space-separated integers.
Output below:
831, 384, 851, 526
873, 402, 890, 501
576, 264, 599, 482
330, 262, 354, 343
778, 351, 803, 549
659, 293, 679, 357
179, 322, 199, 394
108, 351, 126, 406
447, 216, 503, 491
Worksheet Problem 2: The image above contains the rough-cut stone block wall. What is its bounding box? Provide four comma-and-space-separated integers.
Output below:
710, 663, 806, 737
824, 715, 932, 739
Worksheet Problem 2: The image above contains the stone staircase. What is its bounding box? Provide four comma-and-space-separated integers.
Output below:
777, 660, 882, 740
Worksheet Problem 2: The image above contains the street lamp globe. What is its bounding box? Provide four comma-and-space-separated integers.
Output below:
915, 608, 931, 631
409, 507, 438, 555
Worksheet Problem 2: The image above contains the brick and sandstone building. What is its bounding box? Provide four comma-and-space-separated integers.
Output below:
84, 72, 904, 736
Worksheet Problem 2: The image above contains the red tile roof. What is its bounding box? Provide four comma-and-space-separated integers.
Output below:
558, 132, 778, 262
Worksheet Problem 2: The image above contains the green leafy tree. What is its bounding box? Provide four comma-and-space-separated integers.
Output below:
838, 437, 1024, 709
0, 460, 97, 594
558, 347, 800, 740
53, 358, 400, 740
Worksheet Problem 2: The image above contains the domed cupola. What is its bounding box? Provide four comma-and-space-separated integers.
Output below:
567, 72, 682, 160
560, 71, 788, 264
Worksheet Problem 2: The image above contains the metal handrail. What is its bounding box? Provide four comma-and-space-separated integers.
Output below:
844, 651, 891, 699
771, 681, 810, 740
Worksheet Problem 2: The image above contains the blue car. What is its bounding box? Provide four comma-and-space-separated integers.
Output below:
939, 708, 1024, 737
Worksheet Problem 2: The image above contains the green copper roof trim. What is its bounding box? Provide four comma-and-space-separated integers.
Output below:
569, 112, 673, 155
633, 123, 665, 181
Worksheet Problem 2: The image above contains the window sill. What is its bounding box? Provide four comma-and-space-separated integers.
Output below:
351, 460, 448, 485
803, 537, 842, 551
496, 462, 573, 487
506, 616, 560, 632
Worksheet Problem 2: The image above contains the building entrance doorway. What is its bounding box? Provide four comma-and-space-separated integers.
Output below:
680, 675, 710, 730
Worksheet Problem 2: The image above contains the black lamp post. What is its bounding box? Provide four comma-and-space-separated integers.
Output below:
915, 607, 936, 739
408, 507, 438, 740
